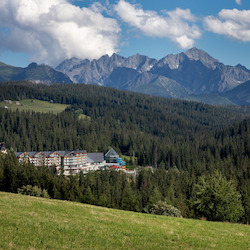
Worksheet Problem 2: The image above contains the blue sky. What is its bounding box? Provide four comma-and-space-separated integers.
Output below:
0, 0, 250, 69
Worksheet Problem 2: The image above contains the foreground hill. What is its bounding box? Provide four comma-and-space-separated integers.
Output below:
0, 192, 249, 249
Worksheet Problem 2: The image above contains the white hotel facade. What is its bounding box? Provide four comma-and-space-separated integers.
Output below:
16, 150, 87, 175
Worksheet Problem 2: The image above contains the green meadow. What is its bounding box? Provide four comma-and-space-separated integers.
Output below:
0, 99, 69, 114
0, 192, 249, 249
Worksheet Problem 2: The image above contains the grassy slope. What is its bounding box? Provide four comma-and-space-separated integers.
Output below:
0, 99, 69, 114
0, 192, 249, 249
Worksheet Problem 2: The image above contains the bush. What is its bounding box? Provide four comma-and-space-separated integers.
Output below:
18, 185, 50, 199
150, 201, 182, 217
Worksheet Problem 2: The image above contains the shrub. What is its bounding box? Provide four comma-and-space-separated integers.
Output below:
150, 201, 182, 217
18, 185, 50, 199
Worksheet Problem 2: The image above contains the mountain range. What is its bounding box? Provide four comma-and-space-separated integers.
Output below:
1, 48, 250, 105
0, 62, 72, 84
56, 48, 250, 105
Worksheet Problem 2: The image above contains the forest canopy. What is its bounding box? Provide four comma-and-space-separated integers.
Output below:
0, 81, 249, 223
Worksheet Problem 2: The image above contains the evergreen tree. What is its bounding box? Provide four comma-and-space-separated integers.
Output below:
193, 171, 244, 222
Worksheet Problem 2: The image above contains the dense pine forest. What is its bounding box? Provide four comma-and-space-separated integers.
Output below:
0, 81, 249, 223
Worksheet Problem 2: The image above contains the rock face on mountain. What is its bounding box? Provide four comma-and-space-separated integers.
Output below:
56, 48, 250, 98
2, 47, 250, 105
104, 68, 190, 98
0, 62, 73, 84
151, 48, 250, 94
56, 53, 157, 85
223, 80, 250, 105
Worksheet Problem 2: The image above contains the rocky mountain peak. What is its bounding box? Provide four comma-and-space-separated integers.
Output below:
157, 52, 187, 70
184, 47, 219, 69
53, 48, 250, 96
27, 62, 38, 69
123, 54, 157, 72
56, 57, 83, 73
235, 64, 250, 73
110, 53, 125, 67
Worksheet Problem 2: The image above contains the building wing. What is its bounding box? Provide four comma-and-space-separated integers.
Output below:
87, 153, 104, 164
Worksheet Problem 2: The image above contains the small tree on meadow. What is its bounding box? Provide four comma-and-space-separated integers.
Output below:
193, 171, 244, 222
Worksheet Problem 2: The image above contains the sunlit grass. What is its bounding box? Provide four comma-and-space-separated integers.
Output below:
0, 99, 69, 114
0, 192, 249, 249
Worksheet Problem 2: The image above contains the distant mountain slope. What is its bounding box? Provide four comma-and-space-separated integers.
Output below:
56, 48, 250, 99
0, 62, 73, 84
2, 47, 250, 106
0, 62, 23, 82
103, 67, 190, 98
223, 80, 250, 105
104, 67, 141, 89
56, 53, 157, 85
131, 74, 191, 98
151, 48, 250, 94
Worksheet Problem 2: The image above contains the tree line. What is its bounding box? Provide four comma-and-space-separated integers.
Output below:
0, 152, 247, 223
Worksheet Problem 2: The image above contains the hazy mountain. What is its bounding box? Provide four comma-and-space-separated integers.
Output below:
122, 54, 157, 72
151, 48, 250, 94
56, 48, 250, 100
104, 67, 140, 89
0, 62, 73, 84
235, 64, 250, 74
2, 47, 250, 106
104, 68, 190, 98
223, 80, 250, 105
0, 62, 23, 82
131, 73, 191, 98
56, 53, 157, 85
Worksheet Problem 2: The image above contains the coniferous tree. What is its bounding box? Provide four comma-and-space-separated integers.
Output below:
193, 171, 244, 222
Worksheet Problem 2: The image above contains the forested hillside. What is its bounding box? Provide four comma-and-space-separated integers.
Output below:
0, 81, 249, 223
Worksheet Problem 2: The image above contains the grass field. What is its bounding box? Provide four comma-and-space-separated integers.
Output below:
0, 99, 69, 114
0, 192, 249, 249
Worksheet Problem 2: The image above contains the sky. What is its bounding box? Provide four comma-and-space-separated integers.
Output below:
0, 0, 250, 69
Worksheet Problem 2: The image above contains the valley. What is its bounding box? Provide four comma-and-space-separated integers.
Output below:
0, 82, 250, 224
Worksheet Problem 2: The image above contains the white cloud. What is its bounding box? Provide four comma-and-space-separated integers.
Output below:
236, 0, 241, 5
204, 9, 250, 42
0, 0, 120, 65
114, 0, 201, 49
